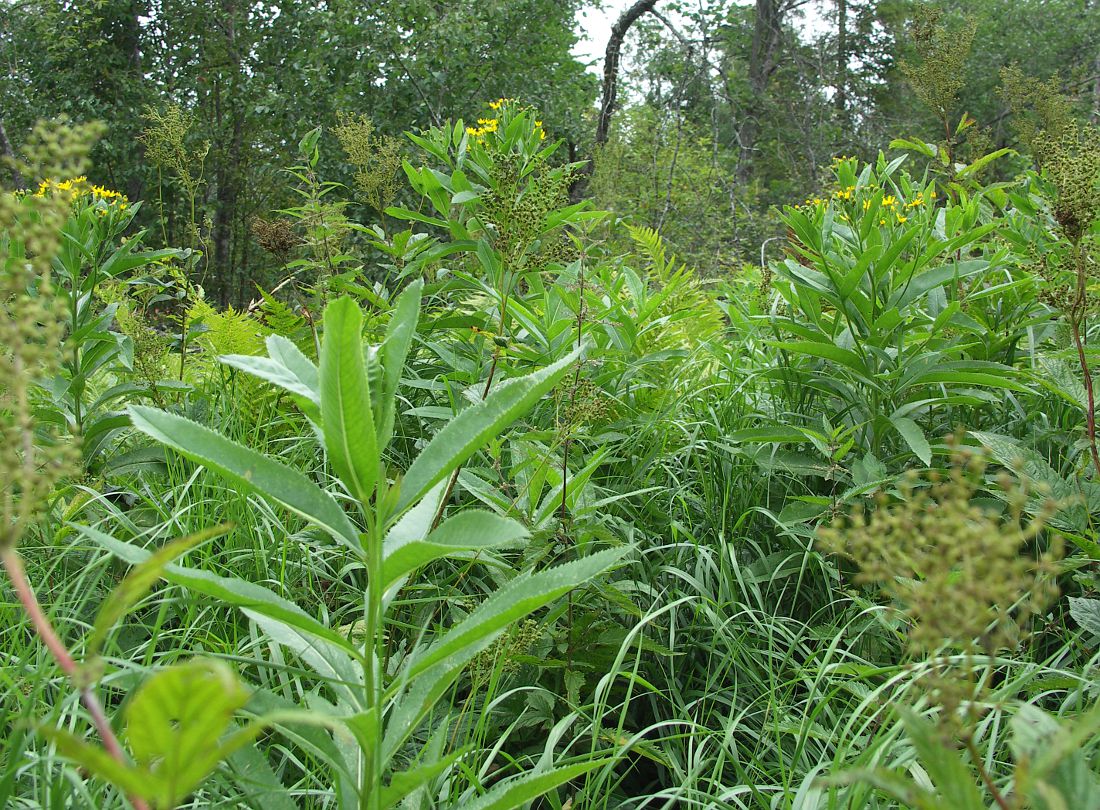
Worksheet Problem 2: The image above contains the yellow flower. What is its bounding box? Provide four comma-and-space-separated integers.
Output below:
862, 199, 872, 211
882, 195, 898, 208
879, 218, 887, 226
896, 213, 908, 223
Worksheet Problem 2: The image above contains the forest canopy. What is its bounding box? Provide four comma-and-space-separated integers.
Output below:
2, 1, 1100, 808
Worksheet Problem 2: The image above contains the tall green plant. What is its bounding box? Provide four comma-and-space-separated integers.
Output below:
735, 155, 1034, 494
82, 282, 628, 808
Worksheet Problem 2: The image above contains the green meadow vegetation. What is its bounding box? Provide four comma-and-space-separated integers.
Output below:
2, 1, 1100, 807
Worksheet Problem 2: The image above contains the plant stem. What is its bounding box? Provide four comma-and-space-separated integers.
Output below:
361, 508, 384, 810
431, 348, 501, 531
1, 546, 150, 810
1070, 243, 1100, 478
560, 257, 585, 524
964, 735, 1013, 810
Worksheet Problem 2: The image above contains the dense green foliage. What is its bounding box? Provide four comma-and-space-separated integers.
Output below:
3, 2, 1100, 809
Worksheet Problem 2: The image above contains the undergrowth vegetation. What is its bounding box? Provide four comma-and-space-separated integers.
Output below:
3, 13, 1100, 810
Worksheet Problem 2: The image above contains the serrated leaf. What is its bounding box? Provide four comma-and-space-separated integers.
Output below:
382, 509, 527, 589
125, 660, 260, 808
462, 761, 610, 810
78, 525, 361, 660
379, 279, 423, 447
87, 524, 231, 657
1069, 597, 1100, 641
397, 346, 582, 515
128, 405, 360, 553
403, 547, 628, 680
897, 707, 984, 808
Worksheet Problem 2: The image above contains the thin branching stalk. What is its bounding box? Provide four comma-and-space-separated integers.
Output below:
1, 546, 150, 810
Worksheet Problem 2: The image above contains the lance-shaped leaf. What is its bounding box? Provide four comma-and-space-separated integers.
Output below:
128, 405, 360, 554
381, 509, 527, 589
220, 334, 321, 423
401, 547, 628, 681
320, 297, 379, 505
462, 761, 612, 810
86, 523, 232, 657
78, 525, 362, 660
378, 279, 423, 447
397, 345, 582, 515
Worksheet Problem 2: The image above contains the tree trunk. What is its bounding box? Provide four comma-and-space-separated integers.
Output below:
212, 0, 244, 306
835, 0, 848, 118
0, 116, 27, 190
737, 0, 786, 182
595, 0, 658, 148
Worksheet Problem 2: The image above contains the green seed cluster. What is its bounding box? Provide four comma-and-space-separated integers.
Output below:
333, 112, 402, 215
819, 448, 1062, 657
481, 154, 576, 264
557, 377, 613, 433
900, 6, 976, 118
1, 120, 99, 549
469, 619, 542, 682
1001, 67, 1100, 245
140, 104, 209, 200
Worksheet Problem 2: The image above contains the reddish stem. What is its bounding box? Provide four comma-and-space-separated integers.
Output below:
1070, 316, 1100, 478
2, 546, 150, 810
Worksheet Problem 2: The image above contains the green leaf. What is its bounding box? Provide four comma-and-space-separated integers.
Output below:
380, 747, 471, 806
726, 425, 812, 444
125, 659, 260, 808
462, 761, 610, 810
769, 341, 867, 375
819, 765, 936, 808
403, 547, 628, 680
379, 280, 423, 447
382, 509, 527, 589
892, 416, 932, 465
37, 727, 151, 801
1069, 598, 1100, 641
1011, 704, 1100, 810
320, 297, 379, 505
397, 346, 582, 516
128, 405, 360, 553
78, 525, 362, 659
220, 338, 320, 409
889, 137, 937, 158
243, 610, 364, 711
898, 707, 985, 809
956, 147, 1014, 179
87, 524, 232, 657
385, 206, 449, 228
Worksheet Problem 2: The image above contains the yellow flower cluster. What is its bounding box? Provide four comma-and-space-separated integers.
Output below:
799, 180, 938, 228
466, 117, 500, 140
465, 103, 548, 145
33, 176, 129, 213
